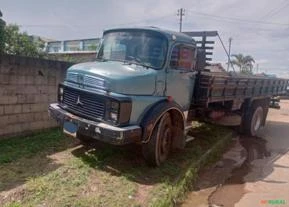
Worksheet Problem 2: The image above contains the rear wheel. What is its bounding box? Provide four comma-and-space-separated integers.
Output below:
244, 104, 264, 136
142, 113, 173, 166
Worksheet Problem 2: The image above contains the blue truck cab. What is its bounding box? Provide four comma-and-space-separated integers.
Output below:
49, 27, 198, 166
49, 27, 289, 166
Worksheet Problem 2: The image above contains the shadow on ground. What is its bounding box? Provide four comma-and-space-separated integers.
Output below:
71, 123, 230, 185
0, 129, 79, 193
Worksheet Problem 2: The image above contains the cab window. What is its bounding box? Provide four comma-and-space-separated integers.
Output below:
170, 45, 196, 71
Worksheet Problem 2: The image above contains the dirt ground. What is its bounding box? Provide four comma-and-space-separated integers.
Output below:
181, 100, 289, 207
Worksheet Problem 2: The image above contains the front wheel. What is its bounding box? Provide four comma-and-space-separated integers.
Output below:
142, 113, 173, 166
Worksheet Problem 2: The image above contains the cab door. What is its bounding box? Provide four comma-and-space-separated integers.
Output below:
165, 44, 197, 112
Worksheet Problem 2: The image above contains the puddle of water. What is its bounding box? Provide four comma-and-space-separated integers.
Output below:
181, 136, 272, 207
209, 136, 271, 207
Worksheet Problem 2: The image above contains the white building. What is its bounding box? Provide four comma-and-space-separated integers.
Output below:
45, 38, 101, 53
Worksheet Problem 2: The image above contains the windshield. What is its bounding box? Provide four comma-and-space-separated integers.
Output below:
97, 30, 168, 69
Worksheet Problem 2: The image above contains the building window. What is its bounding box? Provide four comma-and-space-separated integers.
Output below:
64, 40, 81, 51
83, 39, 100, 51
47, 42, 61, 53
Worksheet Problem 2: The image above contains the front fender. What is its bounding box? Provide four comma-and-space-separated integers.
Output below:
140, 101, 185, 148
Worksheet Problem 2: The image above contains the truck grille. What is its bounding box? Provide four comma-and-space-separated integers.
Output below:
62, 86, 106, 120
66, 72, 105, 90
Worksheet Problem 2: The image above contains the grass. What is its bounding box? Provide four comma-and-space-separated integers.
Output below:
0, 122, 233, 207
0, 128, 74, 164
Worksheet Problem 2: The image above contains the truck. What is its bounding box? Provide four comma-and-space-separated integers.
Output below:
48, 27, 289, 166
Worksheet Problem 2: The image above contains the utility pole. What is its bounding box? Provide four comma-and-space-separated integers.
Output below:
227, 37, 232, 71
177, 8, 185, 32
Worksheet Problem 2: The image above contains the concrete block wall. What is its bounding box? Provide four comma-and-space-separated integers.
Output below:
0, 55, 72, 138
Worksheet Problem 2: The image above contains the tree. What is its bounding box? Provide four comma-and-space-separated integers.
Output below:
3, 24, 46, 57
0, 10, 6, 54
0, 11, 46, 57
231, 54, 255, 74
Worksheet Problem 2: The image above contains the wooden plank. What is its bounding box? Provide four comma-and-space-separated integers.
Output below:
183, 31, 218, 37
196, 41, 215, 44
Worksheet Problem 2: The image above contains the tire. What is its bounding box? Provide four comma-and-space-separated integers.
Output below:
142, 113, 173, 166
244, 104, 264, 136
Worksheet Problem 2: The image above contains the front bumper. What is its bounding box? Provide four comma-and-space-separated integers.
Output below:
48, 103, 142, 145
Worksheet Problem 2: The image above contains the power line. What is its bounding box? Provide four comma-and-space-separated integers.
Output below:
109, 13, 175, 27
260, 0, 289, 19
177, 8, 185, 32
183, 15, 289, 38
19, 13, 175, 29
18, 9, 289, 32
186, 9, 289, 26
255, 0, 289, 32
265, 2, 289, 19
19, 24, 69, 28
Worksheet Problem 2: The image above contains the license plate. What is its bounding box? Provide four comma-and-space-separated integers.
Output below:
63, 121, 78, 137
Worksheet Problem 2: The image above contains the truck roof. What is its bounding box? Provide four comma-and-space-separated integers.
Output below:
103, 27, 196, 45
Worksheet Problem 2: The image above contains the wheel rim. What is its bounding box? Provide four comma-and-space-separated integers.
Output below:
159, 127, 172, 161
252, 107, 263, 134
254, 114, 261, 131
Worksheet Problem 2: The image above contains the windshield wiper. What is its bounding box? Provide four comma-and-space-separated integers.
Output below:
123, 60, 151, 69
96, 58, 108, 62
126, 56, 141, 63
123, 56, 152, 69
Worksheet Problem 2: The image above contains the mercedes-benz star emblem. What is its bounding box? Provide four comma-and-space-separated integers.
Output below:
76, 96, 83, 106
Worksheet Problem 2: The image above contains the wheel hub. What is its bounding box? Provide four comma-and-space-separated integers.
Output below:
160, 128, 172, 158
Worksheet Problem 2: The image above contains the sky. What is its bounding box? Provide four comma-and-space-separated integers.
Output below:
1, 0, 289, 77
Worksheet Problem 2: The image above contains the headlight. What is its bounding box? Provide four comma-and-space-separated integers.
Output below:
111, 101, 119, 112
109, 101, 119, 123
58, 84, 64, 103
110, 112, 118, 121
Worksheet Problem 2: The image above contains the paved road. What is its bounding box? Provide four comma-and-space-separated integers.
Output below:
181, 100, 289, 207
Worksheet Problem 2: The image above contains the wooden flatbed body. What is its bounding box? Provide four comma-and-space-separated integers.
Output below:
194, 71, 289, 107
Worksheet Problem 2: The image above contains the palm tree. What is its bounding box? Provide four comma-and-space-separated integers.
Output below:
231, 54, 255, 74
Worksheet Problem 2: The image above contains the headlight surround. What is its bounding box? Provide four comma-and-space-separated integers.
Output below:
58, 84, 64, 103
107, 100, 132, 126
